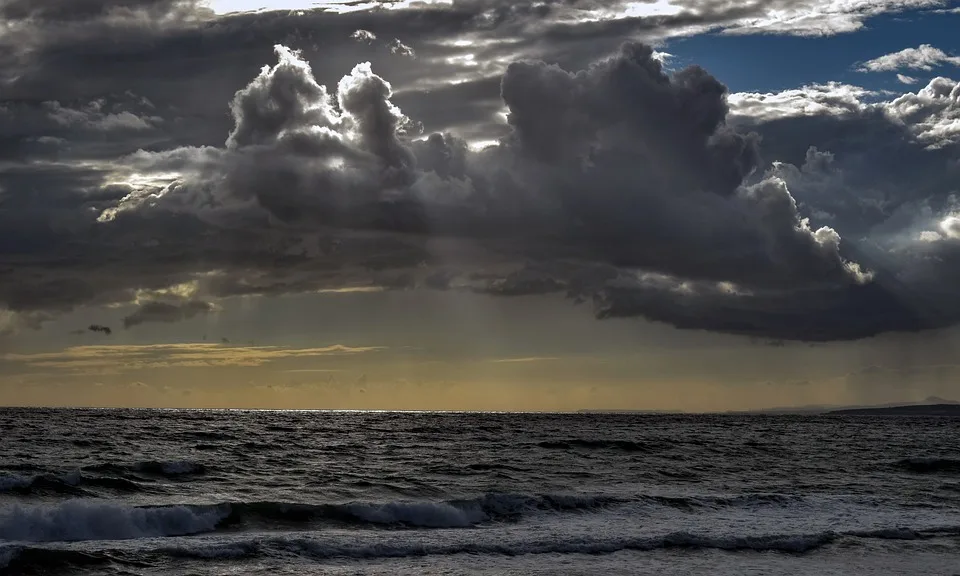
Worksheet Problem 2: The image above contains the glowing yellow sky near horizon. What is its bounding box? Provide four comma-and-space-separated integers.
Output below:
3, 289, 960, 412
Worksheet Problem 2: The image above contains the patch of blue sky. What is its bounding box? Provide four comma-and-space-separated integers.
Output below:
664, 5, 960, 93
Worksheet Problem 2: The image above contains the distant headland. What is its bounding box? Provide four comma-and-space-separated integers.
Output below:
576, 397, 960, 416
829, 403, 960, 416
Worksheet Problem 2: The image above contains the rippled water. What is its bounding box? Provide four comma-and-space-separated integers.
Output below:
2, 409, 960, 574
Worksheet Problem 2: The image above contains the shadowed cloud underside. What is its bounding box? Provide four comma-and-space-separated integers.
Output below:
0, 0, 959, 409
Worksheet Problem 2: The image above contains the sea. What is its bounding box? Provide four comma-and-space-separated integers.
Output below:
2, 409, 960, 575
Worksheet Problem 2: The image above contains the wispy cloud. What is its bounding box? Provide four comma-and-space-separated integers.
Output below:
488, 356, 564, 364
282, 368, 347, 373
315, 287, 386, 294
3, 343, 385, 373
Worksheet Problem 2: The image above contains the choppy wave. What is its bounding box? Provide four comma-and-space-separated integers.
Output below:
0, 494, 607, 543
536, 439, 653, 452
0, 460, 205, 497
0, 546, 117, 574
135, 460, 206, 476
896, 457, 960, 474
83, 460, 206, 478
224, 492, 621, 529
0, 470, 145, 496
0, 491, 825, 544
168, 526, 960, 560
0, 473, 85, 497
464, 462, 529, 473
216, 492, 807, 529
6, 525, 960, 571
180, 431, 235, 441
642, 493, 802, 509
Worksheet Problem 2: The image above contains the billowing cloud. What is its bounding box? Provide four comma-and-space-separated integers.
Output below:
388, 39, 415, 58
351, 29, 376, 43
114, 41, 863, 298
731, 77, 960, 151
728, 82, 875, 122
883, 77, 960, 149
2, 41, 884, 341
726, 78, 960, 338
1, 1, 959, 343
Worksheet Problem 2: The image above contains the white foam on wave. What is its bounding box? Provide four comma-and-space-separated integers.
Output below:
0, 500, 227, 542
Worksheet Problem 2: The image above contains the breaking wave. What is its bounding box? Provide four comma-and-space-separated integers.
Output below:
6, 525, 960, 571
222, 493, 620, 529
0, 490, 826, 545
0, 494, 614, 543
0, 500, 227, 542
213, 492, 806, 529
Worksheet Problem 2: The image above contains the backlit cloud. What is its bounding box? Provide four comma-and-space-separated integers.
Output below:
2, 343, 387, 373
0, 0, 958, 344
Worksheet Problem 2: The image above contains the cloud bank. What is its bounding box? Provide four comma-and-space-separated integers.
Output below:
0, 1, 958, 342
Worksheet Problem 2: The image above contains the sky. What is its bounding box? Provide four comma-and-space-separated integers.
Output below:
1, 0, 960, 411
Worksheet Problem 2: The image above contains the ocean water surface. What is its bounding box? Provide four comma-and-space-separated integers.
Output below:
2, 409, 960, 574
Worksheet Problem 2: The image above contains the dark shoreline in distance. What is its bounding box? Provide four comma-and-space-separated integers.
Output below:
829, 404, 960, 416
580, 399, 960, 416
1, 405, 957, 415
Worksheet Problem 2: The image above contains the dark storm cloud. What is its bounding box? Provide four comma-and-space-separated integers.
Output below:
2, 3, 525, 158
0, 0, 944, 164
0, 95, 167, 162
730, 80, 960, 249
1, 0, 916, 158
0, 0, 958, 342
716, 77, 960, 338
88, 324, 112, 335
722, 85, 960, 329
0, 40, 878, 341
594, 272, 948, 342
393, 77, 507, 141
123, 300, 215, 328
